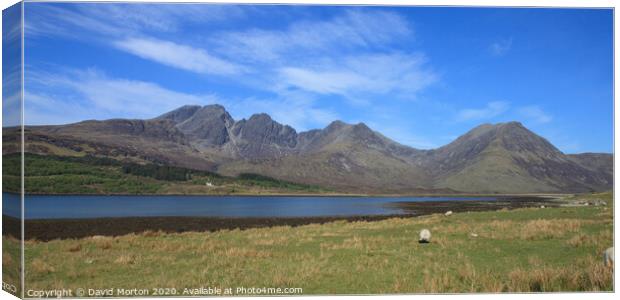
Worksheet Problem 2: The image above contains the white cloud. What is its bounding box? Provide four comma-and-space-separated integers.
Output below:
25, 4, 249, 77
370, 124, 438, 149
25, 6, 436, 106
24, 68, 217, 124
25, 3, 246, 38
25, 4, 127, 38
2, 64, 22, 127
223, 91, 339, 131
456, 101, 510, 121
2, 92, 22, 127
276, 53, 437, 102
489, 38, 513, 56
83, 4, 245, 32
213, 10, 412, 64
113, 37, 245, 75
517, 105, 553, 123
278, 68, 368, 95
22, 6, 442, 138
23, 92, 90, 125
3, 15, 21, 43
25, 67, 338, 130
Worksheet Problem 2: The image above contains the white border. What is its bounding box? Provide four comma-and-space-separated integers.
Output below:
0, 1, 617, 300
11, 0, 620, 8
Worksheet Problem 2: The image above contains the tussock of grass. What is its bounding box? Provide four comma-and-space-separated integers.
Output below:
67, 243, 82, 253
30, 259, 55, 274
519, 219, 581, 240
2, 235, 21, 296
508, 257, 613, 292
14, 192, 614, 294
114, 255, 137, 265
2, 251, 13, 268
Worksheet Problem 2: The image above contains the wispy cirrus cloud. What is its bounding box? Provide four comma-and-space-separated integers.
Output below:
25, 67, 336, 131
456, 101, 510, 121
86, 4, 246, 32
26, 4, 246, 77
208, 10, 438, 106
367, 122, 438, 149
113, 37, 246, 75
26, 5, 436, 100
489, 38, 513, 56
25, 68, 218, 124
517, 105, 553, 124
3, 4, 23, 127
2, 12, 21, 42
225, 90, 339, 131
213, 10, 412, 64
2, 89, 22, 127
455, 101, 553, 125
276, 53, 437, 103
23, 4, 440, 143
25, 3, 247, 38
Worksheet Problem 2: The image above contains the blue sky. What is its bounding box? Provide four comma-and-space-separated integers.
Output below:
6, 3, 614, 153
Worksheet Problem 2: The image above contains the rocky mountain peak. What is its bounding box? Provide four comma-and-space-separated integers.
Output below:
27, 103, 612, 193
493, 121, 563, 156
449, 121, 547, 149
173, 104, 234, 146
155, 104, 202, 123
325, 120, 348, 131
248, 113, 272, 122
234, 113, 298, 149
195, 104, 232, 118
351, 122, 373, 134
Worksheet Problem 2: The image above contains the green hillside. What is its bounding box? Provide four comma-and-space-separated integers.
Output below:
2, 153, 329, 195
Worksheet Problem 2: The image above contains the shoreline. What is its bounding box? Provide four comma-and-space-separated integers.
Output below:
2, 197, 559, 241
2, 191, 572, 198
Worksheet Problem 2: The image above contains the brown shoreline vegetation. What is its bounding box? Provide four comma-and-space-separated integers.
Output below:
4, 196, 556, 241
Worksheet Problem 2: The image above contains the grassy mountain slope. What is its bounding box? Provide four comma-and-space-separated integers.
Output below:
218, 121, 433, 193
2, 105, 613, 194
427, 122, 612, 193
2, 153, 329, 195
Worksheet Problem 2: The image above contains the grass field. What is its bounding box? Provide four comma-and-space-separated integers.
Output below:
5, 192, 612, 295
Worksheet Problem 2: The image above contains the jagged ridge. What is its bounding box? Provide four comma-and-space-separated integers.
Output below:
9, 104, 612, 194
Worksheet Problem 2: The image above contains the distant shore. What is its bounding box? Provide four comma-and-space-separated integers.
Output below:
3, 190, 571, 198
2, 196, 559, 241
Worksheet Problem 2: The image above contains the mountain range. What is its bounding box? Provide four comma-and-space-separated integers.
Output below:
5, 104, 612, 194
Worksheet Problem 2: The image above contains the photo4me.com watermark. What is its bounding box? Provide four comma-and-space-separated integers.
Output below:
20, 286, 303, 297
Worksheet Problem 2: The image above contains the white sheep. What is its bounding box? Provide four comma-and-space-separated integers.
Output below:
604, 247, 614, 267
419, 229, 431, 243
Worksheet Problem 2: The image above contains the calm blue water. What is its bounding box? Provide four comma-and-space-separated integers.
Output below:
2, 193, 497, 220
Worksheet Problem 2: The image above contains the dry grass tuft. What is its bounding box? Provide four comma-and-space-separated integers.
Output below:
222, 247, 272, 258
334, 236, 364, 250
30, 259, 55, 274
251, 234, 290, 246
520, 219, 581, 240
18, 194, 614, 294
3, 252, 14, 268
507, 258, 612, 292
566, 234, 589, 247
423, 271, 454, 293
142, 230, 163, 238
99, 240, 113, 250
67, 243, 82, 252
114, 255, 137, 265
